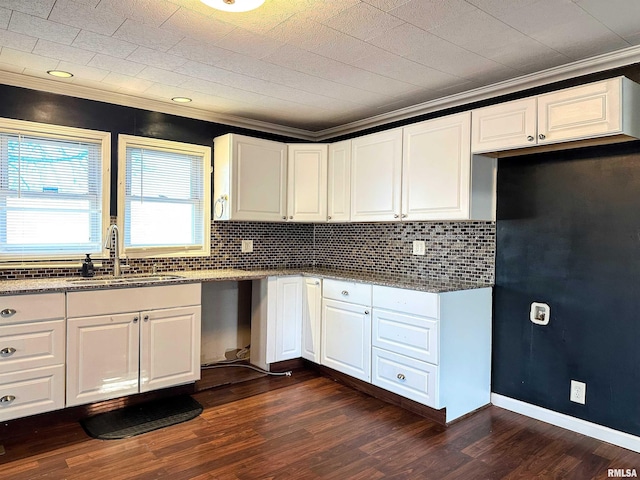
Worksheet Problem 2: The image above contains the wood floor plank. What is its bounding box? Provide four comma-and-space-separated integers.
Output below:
1, 368, 640, 479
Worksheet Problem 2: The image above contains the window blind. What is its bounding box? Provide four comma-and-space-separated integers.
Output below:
123, 145, 206, 251
0, 132, 104, 259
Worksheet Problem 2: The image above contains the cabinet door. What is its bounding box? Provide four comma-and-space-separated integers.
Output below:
351, 129, 402, 222
140, 306, 201, 393
321, 299, 371, 382
471, 98, 537, 153
232, 135, 287, 221
287, 144, 328, 222
272, 277, 303, 363
327, 140, 351, 222
402, 113, 471, 220
0, 365, 65, 422
538, 78, 622, 144
66, 313, 139, 407
301, 278, 322, 363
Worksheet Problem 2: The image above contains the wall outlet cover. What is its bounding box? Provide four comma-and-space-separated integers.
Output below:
241, 239, 253, 253
570, 380, 586, 404
412, 240, 426, 256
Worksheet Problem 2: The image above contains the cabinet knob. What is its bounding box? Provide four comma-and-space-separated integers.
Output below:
289, 216, 293, 219
282, 216, 286, 220
393, 214, 399, 218
527, 135, 534, 142
364, 310, 369, 315
401, 214, 407, 218
133, 316, 139, 323
144, 315, 149, 322
0, 395, 16, 404
341, 290, 349, 296
0, 308, 16, 318
397, 373, 406, 381
0, 347, 16, 356
327, 216, 332, 220
538, 133, 546, 140
315, 281, 320, 285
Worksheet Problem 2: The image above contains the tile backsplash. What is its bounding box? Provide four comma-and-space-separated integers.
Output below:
0, 220, 495, 284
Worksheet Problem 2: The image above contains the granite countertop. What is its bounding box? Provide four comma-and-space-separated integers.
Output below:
0, 268, 492, 296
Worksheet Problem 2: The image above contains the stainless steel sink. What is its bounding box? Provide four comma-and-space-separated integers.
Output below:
67, 274, 185, 286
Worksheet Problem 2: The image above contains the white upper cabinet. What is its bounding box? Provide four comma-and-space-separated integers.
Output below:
350, 128, 403, 222
214, 133, 287, 222
472, 77, 640, 156
327, 140, 351, 222
472, 98, 537, 153
402, 113, 472, 221
538, 77, 628, 144
287, 144, 328, 222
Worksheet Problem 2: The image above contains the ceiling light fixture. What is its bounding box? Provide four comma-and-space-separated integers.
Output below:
200, 0, 265, 13
171, 97, 193, 103
47, 70, 73, 78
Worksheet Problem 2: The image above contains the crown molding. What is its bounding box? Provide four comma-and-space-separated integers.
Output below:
313, 44, 640, 141
1, 44, 640, 142
0, 71, 317, 141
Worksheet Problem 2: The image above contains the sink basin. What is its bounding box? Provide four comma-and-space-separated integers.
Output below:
67, 274, 185, 286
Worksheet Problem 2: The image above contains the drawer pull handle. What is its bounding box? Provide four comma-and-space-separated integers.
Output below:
0, 347, 16, 356
341, 290, 349, 296
1, 308, 16, 318
527, 135, 534, 142
539, 133, 546, 140
0, 395, 16, 404
397, 373, 406, 381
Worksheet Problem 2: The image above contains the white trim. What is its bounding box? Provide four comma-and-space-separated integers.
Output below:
1, 45, 640, 141
491, 393, 640, 453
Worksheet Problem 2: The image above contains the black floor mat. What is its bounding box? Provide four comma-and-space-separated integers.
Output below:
80, 395, 203, 440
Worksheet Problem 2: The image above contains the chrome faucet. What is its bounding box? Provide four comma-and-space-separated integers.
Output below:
104, 224, 121, 277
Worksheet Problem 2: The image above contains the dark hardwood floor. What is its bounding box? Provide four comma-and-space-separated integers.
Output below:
1, 369, 639, 479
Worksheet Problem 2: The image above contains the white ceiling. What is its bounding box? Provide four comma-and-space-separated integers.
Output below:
0, 0, 640, 138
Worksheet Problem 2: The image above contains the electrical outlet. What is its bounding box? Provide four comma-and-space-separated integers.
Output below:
570, 380, 586, 404
241, 239, 253, 253
412, 240, 426, 256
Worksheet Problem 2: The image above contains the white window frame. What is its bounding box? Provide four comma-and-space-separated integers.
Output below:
117, 134, 211, 259
0, 118, 111, 266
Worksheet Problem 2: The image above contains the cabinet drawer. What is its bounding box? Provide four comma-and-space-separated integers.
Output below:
0, 364, 65, 422
373, 285, 438, 318
0, 293, 65, 325
323, 279, 371, 305
0, 320, 65, 373
373, 309, 438, 364
372, 347, 439, 408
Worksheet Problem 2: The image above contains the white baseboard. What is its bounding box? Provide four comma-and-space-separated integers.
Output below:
491, 393, 640, 453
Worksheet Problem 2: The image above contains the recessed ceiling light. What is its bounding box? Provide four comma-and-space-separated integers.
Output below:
47, 70, 73, 78
200, 0, 265, 13
171, 97, 193, 103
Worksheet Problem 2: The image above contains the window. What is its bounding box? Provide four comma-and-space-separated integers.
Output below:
0, 118, 110, 263
118, 135, 211, 258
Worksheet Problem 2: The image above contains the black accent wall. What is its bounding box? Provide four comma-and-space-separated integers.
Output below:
0, 84, 299, 214
493, 140, 640, 436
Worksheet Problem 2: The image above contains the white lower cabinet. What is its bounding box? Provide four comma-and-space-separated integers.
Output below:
0, 293, 66, 422
66, 284, 201, 407
321, 279, 372, 382
371, 285, 492, 423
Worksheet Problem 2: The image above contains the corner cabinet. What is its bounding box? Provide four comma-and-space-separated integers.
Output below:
214, 133, 287, 221
301, 277, 322, 363
287, 144, 328, 222
472, 76, 640, 156
66, 284, 201, 407
327, 140, 351, 222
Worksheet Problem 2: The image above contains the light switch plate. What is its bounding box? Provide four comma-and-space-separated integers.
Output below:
241, 239, 253, 253
412, 240, 426, 255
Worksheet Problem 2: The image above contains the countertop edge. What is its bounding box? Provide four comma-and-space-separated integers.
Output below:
0, 268, 493, 296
